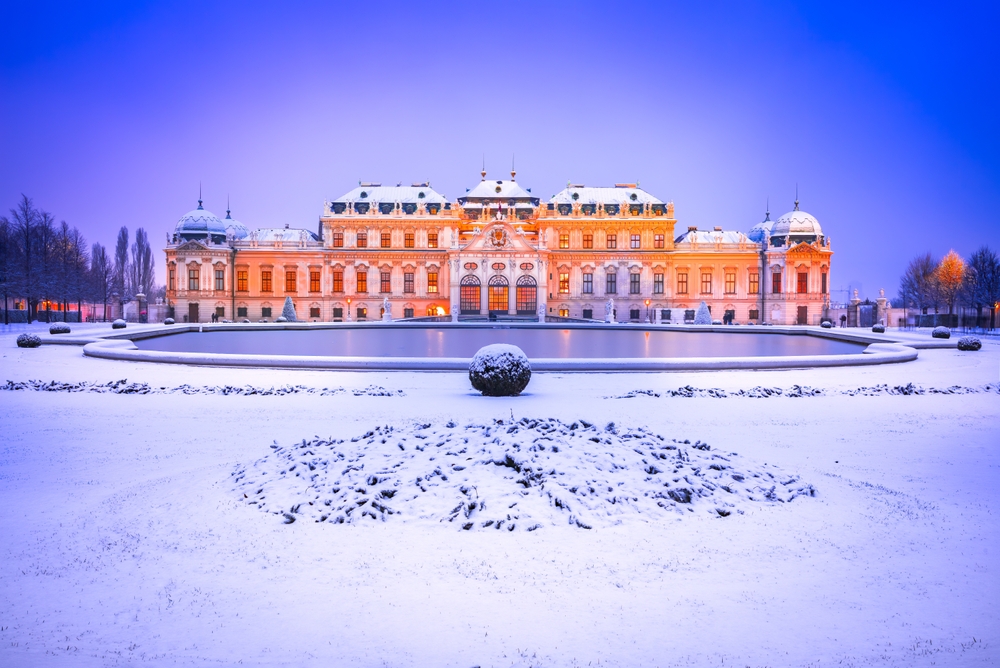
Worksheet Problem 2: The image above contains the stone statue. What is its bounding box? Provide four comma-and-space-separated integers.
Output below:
605, 298, 615, 324
538, 301, 546, 321
382, 297, 392, 322
667, 201, 674, 218
879, 288, 885, 299
853, 289, 859, 300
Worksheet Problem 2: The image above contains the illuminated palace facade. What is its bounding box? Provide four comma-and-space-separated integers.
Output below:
164, 170, 832, 325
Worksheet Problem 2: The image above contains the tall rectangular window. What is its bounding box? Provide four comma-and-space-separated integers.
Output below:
725, 272, 736, 294
332, 270, 343, 293
285, 270, 296, 292
629, 273, 641, 294
381, 232, 391, 248
215, 269, 224, 291
404, 232, 414, 248
606, 234, 617, 249
237, 270, 248, 292
559, 233, 569, 249
821, 272, 828, 294
582, 233, 593, 249
188, 268, 199, 291
772, 271, 782, 294
559, 272, 569, 293
606, 271, 617, 294
749, 272, 759, 295
630, 234, 641, 249
356, 231, 367, 248
261, 270, 272, 292
653, 273, 664, 294
701, 272, 712, 294
677, 272, 688, 294
427, 271, 438, 293
654, 234, 665, 249
582, 273, 593, 294
169, 269, 175, 291
404, 272, 414, 293
749, 309, 759, 320
427, 233, 438, 248
356, 270, 367, 293
380, 271, 391, 293
310, 270, 321, 293
798, 272, 808, 294
332, 232, 344, 247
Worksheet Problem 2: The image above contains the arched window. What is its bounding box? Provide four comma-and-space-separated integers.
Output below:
515, 275, 537, 315
460, 275, 481, 315
488, 275, 509, 313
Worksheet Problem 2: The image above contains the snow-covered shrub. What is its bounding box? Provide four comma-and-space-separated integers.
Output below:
242, 318, 251, 324
957, 336, 982, 351
872, 324, 885, 333
164, 317, 175, 325
693, 301, 712, 325
112, 319, 127, 329
931, 326, 950, 339
16, 333, 41, 348
49, 323, 71, 334
711, 319, 722, 326
469, 344, 531, 397
275, 316, 288, 323
820, 320, 833, 329
280, 296, 297, 322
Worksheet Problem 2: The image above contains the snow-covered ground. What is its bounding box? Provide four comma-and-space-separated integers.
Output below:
1, 323, 998, 667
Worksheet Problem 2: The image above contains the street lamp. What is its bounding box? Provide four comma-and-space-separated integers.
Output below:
644, 298, 650, 323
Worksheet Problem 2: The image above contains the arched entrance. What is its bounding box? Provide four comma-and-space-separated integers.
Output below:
460, 275, 481, 315
488, 275, 509, 314
515, 275, 537, 315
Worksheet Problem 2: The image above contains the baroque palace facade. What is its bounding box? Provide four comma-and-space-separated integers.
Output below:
164, 170, 832, 325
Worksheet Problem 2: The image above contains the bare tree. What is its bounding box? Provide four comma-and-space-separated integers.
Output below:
113, 226, 131, 317
0, 215, 12, 324
964, 246, 1000, 330
899, 253, 939, 316
130, 227, 155, 295
90, 242, 113, 321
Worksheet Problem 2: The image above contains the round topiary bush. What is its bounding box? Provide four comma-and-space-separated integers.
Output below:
872, 324, 885, 333
820, 320, 833, 329
469, 344, 532, 397
711, 319, 723, 325
932, 326, 950, 339
112, 319, 127, 329
242, 318, 251, 323
16, 333, 41, 348
49, 323, 71, 334
275, 316, 288, 323
164, 317, 175, 325
957, 336, 982, 351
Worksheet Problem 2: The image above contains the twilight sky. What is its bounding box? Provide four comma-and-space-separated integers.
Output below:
2, 0, 998, 301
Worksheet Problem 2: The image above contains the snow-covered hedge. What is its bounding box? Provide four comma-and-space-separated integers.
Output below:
820, 320, 833, 329
164, 317, 175, 325
469, 344, 532, 396
275, 316, 288, 323
872, 324, 885, 333
694, 301, 712, 325
16, 333, 41, 348
112, 319, 127, 329
49, 323, 71, 334
957, 336, 982, 351
931, 326, 950, 339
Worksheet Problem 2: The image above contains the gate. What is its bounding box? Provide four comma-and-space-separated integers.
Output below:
858, 299, 878, 328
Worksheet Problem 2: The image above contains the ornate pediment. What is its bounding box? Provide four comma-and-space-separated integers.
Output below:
463, 221, 537, 253
174, 240, 209, 253
785, 241, 826, 256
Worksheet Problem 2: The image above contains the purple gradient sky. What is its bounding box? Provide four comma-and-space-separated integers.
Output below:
2, 1, 998, 301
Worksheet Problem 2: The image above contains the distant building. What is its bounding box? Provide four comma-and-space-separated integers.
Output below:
163, 172, 832, 324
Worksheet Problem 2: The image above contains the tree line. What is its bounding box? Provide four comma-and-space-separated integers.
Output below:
900, 246, 1000, 328
0, 194, 158, 324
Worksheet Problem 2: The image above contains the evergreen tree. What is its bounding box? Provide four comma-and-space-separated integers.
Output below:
281, 296, 297, 321
694, 301, 712, 325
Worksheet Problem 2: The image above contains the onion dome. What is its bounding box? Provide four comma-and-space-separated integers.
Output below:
747, 209, 774, 244
224, 205, 249, 240
174, 196, 227, 243
769, 198, 822, 246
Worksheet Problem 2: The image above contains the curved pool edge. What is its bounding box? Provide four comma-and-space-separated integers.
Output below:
82, 336, 919, 371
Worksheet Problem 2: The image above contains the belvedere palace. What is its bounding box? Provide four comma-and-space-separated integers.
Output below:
164, 170, 833, 325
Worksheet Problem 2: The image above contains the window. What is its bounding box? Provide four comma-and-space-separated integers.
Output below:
583, 309, 593, 319
559, 233, 569, 249
488, 275, 509, 312
237, 270, 248, 292
188, 268, 199, 291
582, 273, 593, 294
460, 276, 481, 314
332, 231, 343, 248
427, 271, 438, 293
404, 272, 414, 293
332, 307, 343, 320
798, 272, 808, 294
559, 272, 569, 293
606, 271, 617, 294
582, 233, 593, 249
821, 272, 828, 294
725, 272, 736, 294
405, 232, 414, 248
749, 272, 759, 295
357, 307, 367, 320
169, 269, 175, 291
516, 276, 537, 314
381, 232, 391, 248
427, 232, 438, 248
310, 307, 320, 318
684, 309, 695, 322
660, 309, 671, 322
559, 308, 569, 317
357, 270, 367, 293
333, 270, 343, 293
237, 306, 247, 317
262, 307, 272, 318
772, 270, 782, 294
403, 307, 414, 318
654, 234, 665, 249
749, 309, 759, 321
285, 270, 297, 292
630, 308, 640, 321
310, 271, 320, 293
216, 307, 225, 319
215, 269, 224, 291
677, 272, 688, 294
606, 234, 617, 249
627, 273, 638, 294
653, 273, 664, 294
701, 272, 712, 294
631, 234, 641, 249
356, 231, 367, 248
380, 271, 391, 293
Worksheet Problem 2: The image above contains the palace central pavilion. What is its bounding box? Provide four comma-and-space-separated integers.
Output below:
164, 170, 833, 325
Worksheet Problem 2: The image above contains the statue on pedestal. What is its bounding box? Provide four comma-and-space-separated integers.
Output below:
382, 297, 392, 322
605, 298, 615, 324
